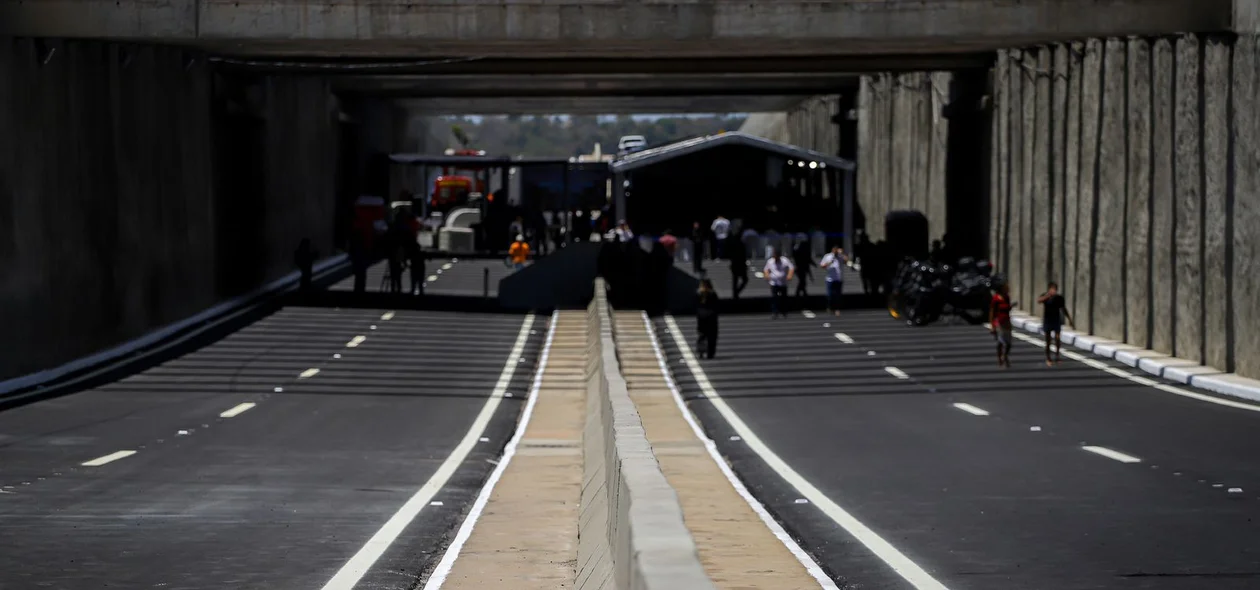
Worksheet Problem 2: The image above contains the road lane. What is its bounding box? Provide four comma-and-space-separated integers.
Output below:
0, 308, 543, 590
658, 311, 1260, 590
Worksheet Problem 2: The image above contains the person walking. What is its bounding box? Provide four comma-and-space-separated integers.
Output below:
792, 237, 814, 297
1037, 282, 1075, 365
690, 221, 706, 274
763, 248, 795, 319
408, 241, 426, 296
819, 245, 849, 316
509, 234, 530, 271
727, 235, 749, 299
989, 281, 1015, 368
710, 215, 731, 260
696, 278, 720, 359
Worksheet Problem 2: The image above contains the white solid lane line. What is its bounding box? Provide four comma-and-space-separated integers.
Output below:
952, 403, 990, 416
422, 312, 559, 590
885, 367, 909, 380
346, 335, 366, 348
298, 368, 320, 379
834, 333, 854, 344
320, 314, 536, 590
82, 450, 137, 467
219, 402, 256, 418
664, 316, 949, 590
1081, 446, 1142, 464
650, 314, 838, 590
381, 311, 395, 321
1008, 330, 1260, 413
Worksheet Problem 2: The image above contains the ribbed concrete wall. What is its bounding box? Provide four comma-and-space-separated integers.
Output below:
992, 34, 1260, 378
0, 39, 342, 381
856, 73, 951, 241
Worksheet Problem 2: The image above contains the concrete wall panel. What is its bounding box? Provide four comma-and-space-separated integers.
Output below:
1064, 43, 1084, 318
1173, 35, 1203, 362
1126, 37, 1153, 348
1151, 38, 1177, 355
1077, 39, 1103, 332
1033, 47, 1052, 296
1203, 37, 1232, 371
1018, 51, 1037, 306
929, 72, 950, 235
1094, 38, 1128, 340
992, 54, 1008, 271
1052, 45, 1069, 284
1232, 35, 1260, 377
857, 77, 874, 236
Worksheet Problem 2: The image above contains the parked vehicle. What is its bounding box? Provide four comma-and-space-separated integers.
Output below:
617, 135, 647, 154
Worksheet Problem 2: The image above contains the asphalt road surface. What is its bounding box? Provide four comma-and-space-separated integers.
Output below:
657, 309, 1260, 590
0, 307, 544, 590
331, 258, 516, 298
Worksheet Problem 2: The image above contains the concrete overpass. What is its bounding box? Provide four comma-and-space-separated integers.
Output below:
0, 0, 1245, 58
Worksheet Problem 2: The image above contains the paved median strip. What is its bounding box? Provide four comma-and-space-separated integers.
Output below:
82, 450, 137, 467
219, 402, 256, 418
1081, 446, 1142, 464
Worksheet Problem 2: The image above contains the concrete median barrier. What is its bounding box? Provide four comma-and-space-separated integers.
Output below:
577, 280, 716, 590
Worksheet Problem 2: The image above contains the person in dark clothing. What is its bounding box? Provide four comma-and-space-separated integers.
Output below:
386, 214, 411, 294
409, 243, 426, 296
349, 232, 370, 294
696, 279, 720, 359
855, 232, 875, 296
792, 238, 815, 297
690, 221, 706, 274
727, 235, 749, 299
294, 238, 317, 292
1037, 282, 1074, 365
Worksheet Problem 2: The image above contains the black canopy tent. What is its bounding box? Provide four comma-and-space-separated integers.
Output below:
609, 132, 857, 251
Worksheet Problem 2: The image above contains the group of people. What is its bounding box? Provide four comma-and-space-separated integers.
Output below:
989, 280, 1075, 368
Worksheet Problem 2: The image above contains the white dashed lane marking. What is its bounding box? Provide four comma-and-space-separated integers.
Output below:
298, 368, 320, 379
884, 367, 909, 380
1081, 446, 1142, 464
82, 450, 137, 467
219, 403, 256, 418
346, 336, 366, 348
952, 403, 990, 416
834, 333, 854, 344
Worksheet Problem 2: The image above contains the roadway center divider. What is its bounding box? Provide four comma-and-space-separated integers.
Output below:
578, 279, 717, 590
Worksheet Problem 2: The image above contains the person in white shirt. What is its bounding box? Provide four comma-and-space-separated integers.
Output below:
819, 245, 850, 316
763, 248, 795, 319
710, 216, 731, 260
615, 221, 634, 243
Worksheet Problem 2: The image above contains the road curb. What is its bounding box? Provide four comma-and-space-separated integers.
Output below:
1009, 311, 1260, 403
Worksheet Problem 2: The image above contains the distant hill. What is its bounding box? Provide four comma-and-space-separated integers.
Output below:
433, 114, 747, 158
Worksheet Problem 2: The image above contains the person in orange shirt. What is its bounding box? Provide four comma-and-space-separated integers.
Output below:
509, 234, 530, 271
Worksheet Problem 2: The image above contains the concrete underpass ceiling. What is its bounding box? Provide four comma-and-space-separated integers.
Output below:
330, 70, 860, 114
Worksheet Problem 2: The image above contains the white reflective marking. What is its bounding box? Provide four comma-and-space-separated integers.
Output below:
794, 498, 810, 505
321, 314, 537, 590
885, 367, 909, 380
663, 316, 936, 590
82, 450, 137, 467
369, 325, 377, 330
1030, 426, 1042, 432
220, 402, 256, 418
273, 387, 284, 393
1081, 446, 1141, 464
333, 353, 342, 359
802, 310, 816, 319
346, 336, 366, 348
834, 333, 854, 344
429, 501, 444, 507
952, 403, 990, 416
299, 368, 320, 379
1229, 487, 1244, 493
381, 311, 395, 321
